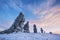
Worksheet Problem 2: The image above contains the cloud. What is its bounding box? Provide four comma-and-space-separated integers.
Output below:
27, 0, 60, 33
7, 0, 60, 34
0, 19, 14, 31
0, 0, 9, 11
0, 0, 60, 34
20, 0, 60, 33
29, 5, 60, 33
7, 0, 22, 11
0, 0, 24, 12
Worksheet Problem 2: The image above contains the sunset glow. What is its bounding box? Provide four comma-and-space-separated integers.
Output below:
0, 0, 60, 34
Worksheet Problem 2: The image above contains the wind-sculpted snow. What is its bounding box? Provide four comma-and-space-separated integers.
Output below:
0, 32, 60, 40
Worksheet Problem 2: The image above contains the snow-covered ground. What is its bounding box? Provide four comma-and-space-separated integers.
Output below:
0, 32, 60, 40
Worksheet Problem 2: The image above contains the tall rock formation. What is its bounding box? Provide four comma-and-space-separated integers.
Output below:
33, 24, 37, 33
0, 12, 25, 34
23, 21, 30, 33
10, 12, 25, 32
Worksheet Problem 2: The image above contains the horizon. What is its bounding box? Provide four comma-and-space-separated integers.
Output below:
0, 0, 60, 34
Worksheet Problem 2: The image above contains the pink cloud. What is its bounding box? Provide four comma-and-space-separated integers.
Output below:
29, 6, 60, 33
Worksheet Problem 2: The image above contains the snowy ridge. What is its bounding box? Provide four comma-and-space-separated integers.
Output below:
0, 32, 60, 40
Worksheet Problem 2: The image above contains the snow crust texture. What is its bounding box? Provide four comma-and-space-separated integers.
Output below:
0, 32, 60, 40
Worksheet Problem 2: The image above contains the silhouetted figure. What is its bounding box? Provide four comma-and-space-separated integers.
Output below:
23, 21, 30, 33
33, 24, 37, 33
40, 28, 43, 33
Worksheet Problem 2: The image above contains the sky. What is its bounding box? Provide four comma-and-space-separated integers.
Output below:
0, 0, 60, 34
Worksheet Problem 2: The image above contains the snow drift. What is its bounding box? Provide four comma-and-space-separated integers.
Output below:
0, 32, 60, 40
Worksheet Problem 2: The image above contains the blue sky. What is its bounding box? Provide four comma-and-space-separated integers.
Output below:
0, 0, 60, 34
